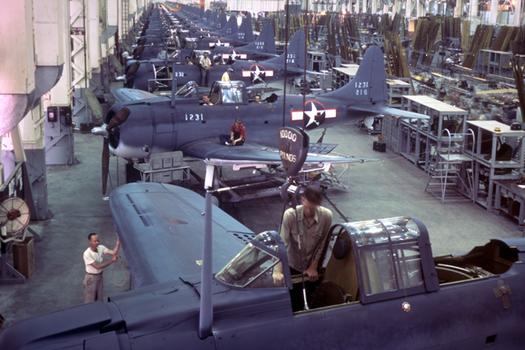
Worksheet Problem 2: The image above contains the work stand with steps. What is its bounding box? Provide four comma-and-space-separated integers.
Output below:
385, 95, 468, 171
425, 129, 475, 203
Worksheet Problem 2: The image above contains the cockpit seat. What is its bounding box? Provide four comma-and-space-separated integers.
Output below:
309, 281, 348, 309
321, 232, 359, 304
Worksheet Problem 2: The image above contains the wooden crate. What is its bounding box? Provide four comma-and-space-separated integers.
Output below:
13, 236, 35, 278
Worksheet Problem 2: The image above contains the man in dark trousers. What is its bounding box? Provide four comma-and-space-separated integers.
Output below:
272, 186, 333, 309
198, 53, 212, 86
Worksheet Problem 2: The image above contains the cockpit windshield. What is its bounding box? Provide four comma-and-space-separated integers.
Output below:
221, 84, 244, 104
215, 231, 284, 288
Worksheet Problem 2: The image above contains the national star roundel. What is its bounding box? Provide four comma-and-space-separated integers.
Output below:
290, 100, 337, 130
241, 64, 274, 83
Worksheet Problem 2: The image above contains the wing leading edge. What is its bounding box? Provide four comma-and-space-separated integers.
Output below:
109, 182, 250, 288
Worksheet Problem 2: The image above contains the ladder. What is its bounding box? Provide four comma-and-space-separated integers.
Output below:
425, 128, 475, 203
122, 0, 130, 39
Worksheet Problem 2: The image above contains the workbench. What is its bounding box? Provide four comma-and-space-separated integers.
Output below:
494, 180, 525, 225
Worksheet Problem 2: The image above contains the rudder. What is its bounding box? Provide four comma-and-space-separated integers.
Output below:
326, 45, 387, 104
254, 20, 276, 53
266, 29, 306, 69
238, 13, 254, 42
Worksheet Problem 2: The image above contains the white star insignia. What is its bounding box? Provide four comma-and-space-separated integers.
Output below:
304, 102, 322, 128
251, 65, 263, 82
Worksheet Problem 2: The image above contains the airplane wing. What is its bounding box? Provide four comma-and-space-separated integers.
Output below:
348, 104, 430, 120
240, 49, 279, 58
179, 138, 372, 165
111, 88, 169, 104
109, 182, 250, 288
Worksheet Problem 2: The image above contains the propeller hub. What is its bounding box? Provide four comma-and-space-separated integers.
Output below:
92, 124, 108, 138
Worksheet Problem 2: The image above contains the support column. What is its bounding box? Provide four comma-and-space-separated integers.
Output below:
371, 0, 378, 14
70, 0, 91, 130
29, 0, 68, 219
454, 0, 464, 17
0, 0, 36, 220
129, 0, 138, 33
417, 0, 426, 17
514, 0, 523, 26
87, 0, 103, 95
393, 0, 402, 16
45, 0, 74, 167
489, 0, 499, 24
405, 0, 413, 18
470, 0, 479, 18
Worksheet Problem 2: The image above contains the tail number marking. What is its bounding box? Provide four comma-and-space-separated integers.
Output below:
355, 81, 369, 96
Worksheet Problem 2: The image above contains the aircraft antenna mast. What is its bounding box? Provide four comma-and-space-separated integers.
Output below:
198, 164, 215, 339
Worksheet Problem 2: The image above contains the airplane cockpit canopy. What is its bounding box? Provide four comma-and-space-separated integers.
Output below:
337, 216, 439, 304
215, 231, 288, 289
175, 81, 199, 98
209, 81, 247, 105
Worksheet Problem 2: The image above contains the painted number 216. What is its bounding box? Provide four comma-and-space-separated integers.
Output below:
355, 81, 369, 96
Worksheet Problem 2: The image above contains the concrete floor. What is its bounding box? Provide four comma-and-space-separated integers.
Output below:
0, 98, 523, 328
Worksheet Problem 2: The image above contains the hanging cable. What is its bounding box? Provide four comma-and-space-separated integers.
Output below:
281, 0, 290, 127
302, 0, 309, 108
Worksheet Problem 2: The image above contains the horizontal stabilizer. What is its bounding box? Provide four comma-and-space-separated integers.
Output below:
349, 104, 430, 120
111, 88, 166, 104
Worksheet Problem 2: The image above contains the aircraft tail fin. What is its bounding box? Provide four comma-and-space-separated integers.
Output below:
255, 20, 276, 54
223, 14, 238, 36
325, 45, 387, 104
266, 29, 305, 69
216, 12, 227, 30
238, 13, 254, 42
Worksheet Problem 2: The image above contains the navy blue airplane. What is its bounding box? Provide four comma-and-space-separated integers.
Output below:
0, 178, 524, 349
95, 46, 429, 194
128, 28, 306, 90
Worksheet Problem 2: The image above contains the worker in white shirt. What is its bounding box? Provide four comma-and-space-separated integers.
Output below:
82, 233, 120, 303
199, 53, 212, 86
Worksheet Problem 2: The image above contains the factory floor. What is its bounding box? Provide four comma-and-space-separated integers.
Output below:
0, 106, 523, 329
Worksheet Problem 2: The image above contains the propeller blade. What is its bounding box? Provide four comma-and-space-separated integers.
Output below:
107, 107, 130, 130
102, 138, 110, 195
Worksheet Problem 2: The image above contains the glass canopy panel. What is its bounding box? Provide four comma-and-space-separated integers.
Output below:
215, 232, 283, 289
346, 216, 421, 247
